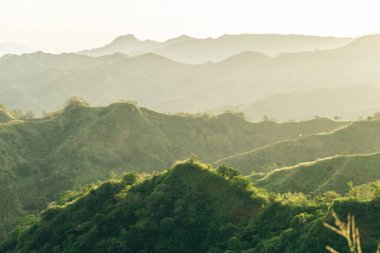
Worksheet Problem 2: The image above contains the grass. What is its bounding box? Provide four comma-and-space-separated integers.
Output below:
256, 152, 380, 194
216, 119, 380, 174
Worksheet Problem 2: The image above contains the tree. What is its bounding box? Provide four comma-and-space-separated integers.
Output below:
217, 166, 241, 180
11, 109, 23, 119
23, 111, 35, 119
65, 96, 89, 108
347, 181, 357, 198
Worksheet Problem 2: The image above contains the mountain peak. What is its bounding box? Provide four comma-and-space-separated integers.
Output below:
111, 34, 139, 44
345, 34, 380, 49
219, 50, 270, 64
164, 34, 194, 45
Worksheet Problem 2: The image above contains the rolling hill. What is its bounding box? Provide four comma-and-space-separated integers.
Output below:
1, 35, 380, 116
215, 117, 380, 174
1, 160, 379, 253
0, 100, 345, 239
256, 152, 380, 194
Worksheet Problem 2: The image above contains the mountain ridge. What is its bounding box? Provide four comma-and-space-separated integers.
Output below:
0, 100, 346, 239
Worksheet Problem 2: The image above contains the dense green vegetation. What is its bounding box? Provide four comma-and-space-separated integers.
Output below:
217, 118, 380, 174
256, 153, 380, 194
1, 160, 379, 253
0, 100, 344, 240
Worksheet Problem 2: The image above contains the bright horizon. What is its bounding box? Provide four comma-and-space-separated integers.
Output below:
1, 0, 380, 53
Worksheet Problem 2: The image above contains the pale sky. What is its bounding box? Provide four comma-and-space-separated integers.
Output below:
0, 0, 379, 53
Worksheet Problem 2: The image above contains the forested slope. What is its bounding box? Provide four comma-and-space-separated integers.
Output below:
0, 100, 345, 239
1, 161, 379, 253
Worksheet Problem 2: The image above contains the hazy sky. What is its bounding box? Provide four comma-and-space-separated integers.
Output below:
1, 0, 379, 53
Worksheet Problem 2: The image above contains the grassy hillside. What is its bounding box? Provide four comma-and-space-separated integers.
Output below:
1, 161, 379, 253
0, 100, 345, 239
216, 118, 380, 174
256, 153, 380, 194
1, 35, 380, 115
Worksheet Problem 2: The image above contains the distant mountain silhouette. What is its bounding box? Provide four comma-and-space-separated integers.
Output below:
0, 42, 33, 56
207, 84, 380, 122
80, 34, 353, 63
2, 35, 380, 116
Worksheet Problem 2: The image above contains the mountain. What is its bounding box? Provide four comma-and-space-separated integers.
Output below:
256, 152, 380, 194
215, 117, 380, 174
2, 35, 380, 116
153, 34, 353, 64
160, 35, 380, 113
207, 84, 380, 122
0, 100, 345, 239
1, 160, 379, 253
79, 35, 163, 57
0, 42, 32, 57
0, 52, 195, 114
80, 34, 353, 64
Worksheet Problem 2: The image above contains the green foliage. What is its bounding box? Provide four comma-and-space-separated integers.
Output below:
255, 153, 380, 194
218, 119, 380, 174
217, 165, 241, 180
1, 161, 379, 253
0, 102, 343, 239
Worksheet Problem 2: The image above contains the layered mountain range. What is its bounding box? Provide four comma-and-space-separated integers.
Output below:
1, 35, 380, 119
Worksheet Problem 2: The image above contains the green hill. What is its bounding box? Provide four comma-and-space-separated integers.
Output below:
1, 161, 379, 253
0, 100, 344, 239
256, 152, 380, 194
215, 118, 380, 174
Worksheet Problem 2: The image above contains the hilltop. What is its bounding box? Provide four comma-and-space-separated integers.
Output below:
1, 161, 379, 253
0, 100, 345, 239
